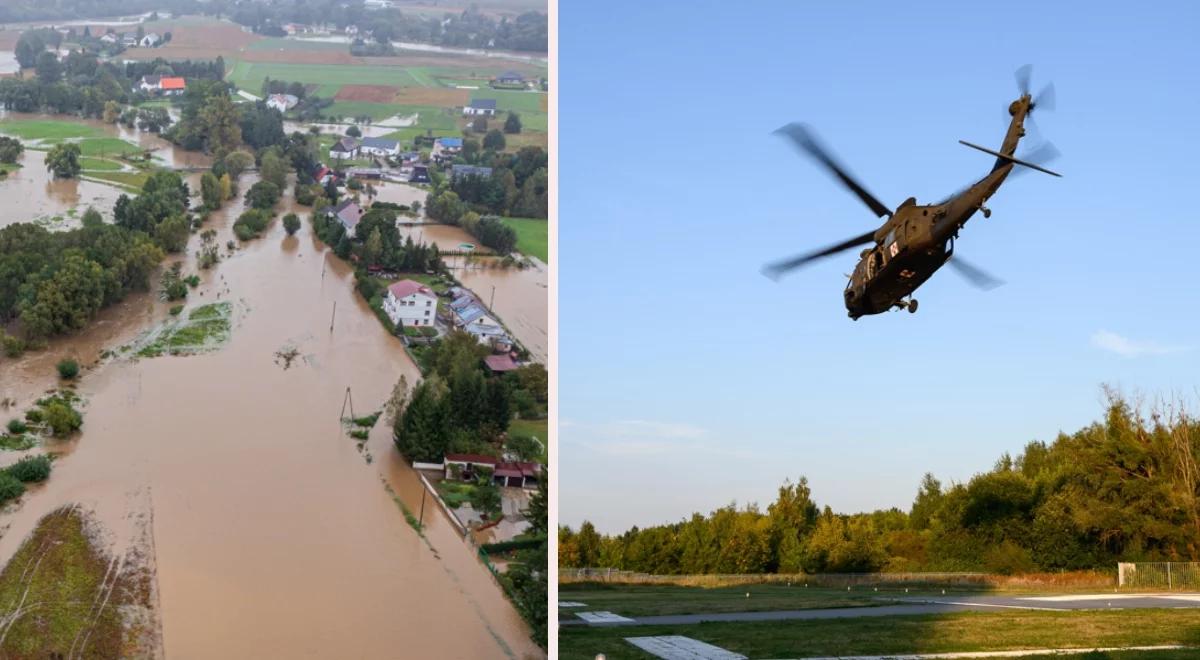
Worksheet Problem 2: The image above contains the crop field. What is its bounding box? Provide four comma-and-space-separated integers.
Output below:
500, 217, 549, 262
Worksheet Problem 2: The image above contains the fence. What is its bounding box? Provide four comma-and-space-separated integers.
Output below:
1118, 562, 1200, 590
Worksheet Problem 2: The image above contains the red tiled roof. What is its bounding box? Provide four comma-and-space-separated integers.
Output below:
444, 453, 498, 465
484, 354, 518, 372
387, 279, 435, 300
160, 77, 186, 90
496, 461, 541, 478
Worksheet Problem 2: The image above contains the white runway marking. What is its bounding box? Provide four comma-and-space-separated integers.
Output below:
920, 599, 1059, 611
558, 601, 587, 607
576, 611, 634, 623
1023, 594, 1148, 601
626, 636, 747, 660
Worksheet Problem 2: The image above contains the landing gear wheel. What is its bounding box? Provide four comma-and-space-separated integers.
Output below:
982, 207, 992, 218
908, 299, 919, 314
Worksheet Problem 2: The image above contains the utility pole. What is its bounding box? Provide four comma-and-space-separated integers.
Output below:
329, 300, 336, 333
339, 386, 355, 421
419, 487, 427, 527
489, 285, 495, 311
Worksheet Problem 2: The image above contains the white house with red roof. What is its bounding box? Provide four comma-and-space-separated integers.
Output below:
383, 279, 437, 327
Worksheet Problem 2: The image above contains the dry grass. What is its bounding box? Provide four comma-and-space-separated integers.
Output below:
336, 84, 403, 103
393, 87, 471, 107
560, 570, 1116, 591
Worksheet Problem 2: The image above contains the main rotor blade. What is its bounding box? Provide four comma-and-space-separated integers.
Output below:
775, 123, 893, 218
1010, 140, 1061, 179
1015, 64, 1032, 96
947, 255, 1004, 290
763, 230, 877, 281
1034, 82, 1055, 111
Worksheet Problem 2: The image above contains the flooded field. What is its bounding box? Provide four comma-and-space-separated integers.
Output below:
0, 112, 212, 228
399, 223, 549, 361
0, 51, 16, 75
0, 180, 541, 657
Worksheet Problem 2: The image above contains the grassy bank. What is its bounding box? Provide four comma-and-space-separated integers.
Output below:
499, 217, 548, 262
0, 508, 134, 656
559, 609, 1200, 659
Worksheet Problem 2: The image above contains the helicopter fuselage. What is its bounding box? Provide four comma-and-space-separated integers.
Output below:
842, 98, 1031, 319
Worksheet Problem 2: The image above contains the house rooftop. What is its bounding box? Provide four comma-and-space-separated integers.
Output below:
160, 77, 186, 90
469, 98, 497, 110
497, 70, 524, 80
387, 279, 435, 300
361, 137, 400, 150
445, 453, 498, 465
436, 137, 463, 148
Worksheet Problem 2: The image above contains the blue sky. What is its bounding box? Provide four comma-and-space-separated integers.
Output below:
559, 1, 1200, 533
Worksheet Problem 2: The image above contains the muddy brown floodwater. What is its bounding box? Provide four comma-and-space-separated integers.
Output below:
399, 223, 549, 362
0, 178, 542, 658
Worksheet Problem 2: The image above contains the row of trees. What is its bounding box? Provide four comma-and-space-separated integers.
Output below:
561, 391, 1200, 575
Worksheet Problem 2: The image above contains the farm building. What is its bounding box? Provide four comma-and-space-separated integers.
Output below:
140, 33, 161, 47
383, 279, 437, 328
267, 94, 299, 112
463, 99, 498, 116
313, 165, 337, 185
329, 137, 360, 160
100, 33, 118, 44
451, 164, 494, 181
484, 354, 519, 374
432, 137, 463, 161
360, 137, 401, 158
347, 168, 384, 180
442, 454, 541, 489
327, 199, 364, 237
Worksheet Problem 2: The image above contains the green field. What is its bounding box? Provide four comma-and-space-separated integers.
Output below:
246, 38, 349, 52
509, 418, 548, 442
228, 60, 422, 90
0, 119, 106, 140
83, 170, 149, 191
80, 157, 123, 171
560, 609, 1200, 660
326, 101, 406, 121
500, 217, 548, 262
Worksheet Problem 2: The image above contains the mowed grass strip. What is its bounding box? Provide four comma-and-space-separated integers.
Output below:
0, 507, 130, 657
501, 217, 548, 262
558, 609, 1200, 660
84, 170, 150, 191
80, 157, 124, 171
559, 582, 878, 618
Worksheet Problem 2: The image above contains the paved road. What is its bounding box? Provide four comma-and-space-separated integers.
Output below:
566, 593, 1200, 627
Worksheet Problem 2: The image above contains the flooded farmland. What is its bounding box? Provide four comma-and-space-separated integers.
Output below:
0, 180, 541, 657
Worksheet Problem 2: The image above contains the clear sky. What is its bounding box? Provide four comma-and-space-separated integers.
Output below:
559, 1, 1200, 533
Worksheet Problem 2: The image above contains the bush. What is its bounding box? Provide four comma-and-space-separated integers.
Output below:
233, 208, 272, 241
5, 419, 26, 435
470, 482, 502, 518
0, 473, 24, 503
6, 455, 51, 483
420, 327, 438, 337
2, 333, 26, 358
56, 358, 80, 379
506, 434, 542, 462
42, 400, 83, 436
24, 409, 43, 424
349, 429, 369, 440
245, 180, 281, 210
170, 304, 184, 316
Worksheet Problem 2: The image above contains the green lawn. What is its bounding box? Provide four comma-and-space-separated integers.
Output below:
327, 100, 405, 121
247, 38, 349, 52
80, 157, 123, 171
83, 170, 149, 191
559, 609, 1200, 660
471, 90, 547, 131
500, 217, 548, 262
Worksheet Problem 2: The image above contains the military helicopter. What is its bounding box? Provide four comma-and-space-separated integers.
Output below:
764, 66, 1061, 319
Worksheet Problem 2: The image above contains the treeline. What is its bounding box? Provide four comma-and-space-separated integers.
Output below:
561, 391, 1200, 575
124, 58, 225, 82
394, 332, 545, 463
0, 0, 207, 22
231, 2, 547, 53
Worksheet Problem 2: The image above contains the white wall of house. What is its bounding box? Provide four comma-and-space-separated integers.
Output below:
384, 289, 437, 327
360, 145, 400, 157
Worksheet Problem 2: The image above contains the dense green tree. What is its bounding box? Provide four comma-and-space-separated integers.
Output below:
259, 148, 289, 189
504, 112, 522, 134
45, 143, 81, 178
283, 213, 301, 236
245, 181, 281, 210
482, 129, 506, 151
0, 137, 23, 164
200, 172, 222, 210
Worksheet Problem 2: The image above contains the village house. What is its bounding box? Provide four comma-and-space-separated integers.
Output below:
313, 164, 336, 185
137, 76, 186, 96
266, 93, 299, 112
484, 354, 519, 374
327, 199, 364, 237
329, 137, 360, 161
432, 137, 463, 162
140, 33, 161, 48
121, 34, 139, 47
462, 99, 498, 116
409, 164, 431, 184
493, 70, 525, 87
383, 279, 437, 328
99, 33, 118, 44
359, 137, 401, 158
